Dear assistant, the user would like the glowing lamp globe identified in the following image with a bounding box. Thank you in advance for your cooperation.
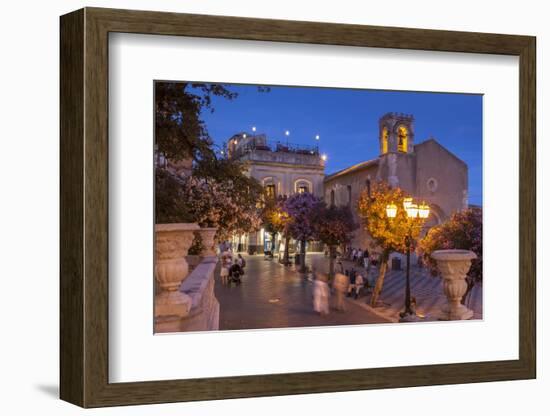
[386,203,397,218]
[419,203,430,219]
[403,197,413,210]
[406,203,419,218]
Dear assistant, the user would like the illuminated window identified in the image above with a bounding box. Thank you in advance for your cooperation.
[298,185,309,194]
[381,127,389,154]
[265,184,276,199]
[397,126,408,153]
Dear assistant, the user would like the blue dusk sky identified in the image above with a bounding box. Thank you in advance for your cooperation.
[196,83,483,205]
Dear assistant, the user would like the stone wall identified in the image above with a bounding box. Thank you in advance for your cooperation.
[155,256,220,333]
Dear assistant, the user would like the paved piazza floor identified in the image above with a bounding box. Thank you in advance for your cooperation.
[215,252,483,329]
[214,253,385,331]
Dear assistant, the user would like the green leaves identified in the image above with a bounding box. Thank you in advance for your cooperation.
[155,82,237,162]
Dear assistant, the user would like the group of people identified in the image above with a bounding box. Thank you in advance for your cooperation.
[219,251,246,285]
[345,247,374,271]
[312,268,370,315]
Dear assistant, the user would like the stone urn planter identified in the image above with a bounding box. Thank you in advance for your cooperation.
[430,249,477,320]
[198,227,218,257]
[154,223,200,331]
[155,223,200,290]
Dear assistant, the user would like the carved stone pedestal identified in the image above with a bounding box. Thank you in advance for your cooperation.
[430,249,477,321]
[198,227,217,256]
[154,223,199,330]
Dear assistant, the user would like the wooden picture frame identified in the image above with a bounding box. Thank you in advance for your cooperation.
[60,7,536,408]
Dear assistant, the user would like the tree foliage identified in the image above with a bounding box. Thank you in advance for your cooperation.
[282,192,322,272]
[155,171,261,241]
[155,168,193,224]
[419,208,482,281]
[154,81,268,242]
[261,195,290,236]
[312,204,357,248]
[357,181,422,254]
[193,156,264,229]
[283,192,322,243]
[155,82,237,162]
[356,181,426,306]
[312,203,358,278]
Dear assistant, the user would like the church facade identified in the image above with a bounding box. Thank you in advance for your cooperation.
[324,112,469,249]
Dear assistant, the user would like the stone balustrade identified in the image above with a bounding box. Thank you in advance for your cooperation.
[155,255,220,333]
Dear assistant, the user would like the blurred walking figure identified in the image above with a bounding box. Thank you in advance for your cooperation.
[353,273,364,299]
[220,251,232,285]
[333,272,349,311]
[313,270,330,315]
[347,269,357,297]
[237,253,246,272]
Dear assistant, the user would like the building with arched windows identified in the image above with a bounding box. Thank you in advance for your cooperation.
[324,112,469,250]
[227,131,325,253]
[225,112,468,255]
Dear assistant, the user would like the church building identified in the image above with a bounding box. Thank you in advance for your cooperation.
[324,112,469,249]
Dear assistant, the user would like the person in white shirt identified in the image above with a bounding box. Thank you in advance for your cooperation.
[354,273,364,299]
[313,271,330,315]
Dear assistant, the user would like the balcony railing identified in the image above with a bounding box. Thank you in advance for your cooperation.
[233,139,319,158]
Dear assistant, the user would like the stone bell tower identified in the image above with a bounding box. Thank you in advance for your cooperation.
[379,112,415,155]
[376,112,416,190]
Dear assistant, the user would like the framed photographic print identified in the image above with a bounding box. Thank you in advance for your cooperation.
[60,7,536,408]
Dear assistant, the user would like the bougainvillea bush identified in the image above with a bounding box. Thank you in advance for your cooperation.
[419,208,482,282]
[155,170,261,241]
[312,203,357,277]
[283,192,322,272]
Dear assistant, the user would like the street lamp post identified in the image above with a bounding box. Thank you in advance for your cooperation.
[386,198,430,317]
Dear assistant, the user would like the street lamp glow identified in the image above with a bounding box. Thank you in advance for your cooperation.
[321,153,328,161]
[386,203,397,218]
[386,203,398,218]
[406,203,419,218]
[252,126,256,132]
[285,130,290,136]
[418,202,430,219]
[403,197,413,210]
[233,139,238,145]
[315,134,320,140]
[243,133,247,138]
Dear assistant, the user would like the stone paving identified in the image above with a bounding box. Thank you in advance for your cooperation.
[305,253,483,322]
[214,254,386,330]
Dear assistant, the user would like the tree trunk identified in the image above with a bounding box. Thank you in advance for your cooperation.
[328,245,336,279]
[299,238,307,273]
[371,251,389,307]
[271,232,277,253]
[283,235,290,265]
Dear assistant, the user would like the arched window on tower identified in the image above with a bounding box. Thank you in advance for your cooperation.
[381,126,389,154]
[397,126,408,153]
